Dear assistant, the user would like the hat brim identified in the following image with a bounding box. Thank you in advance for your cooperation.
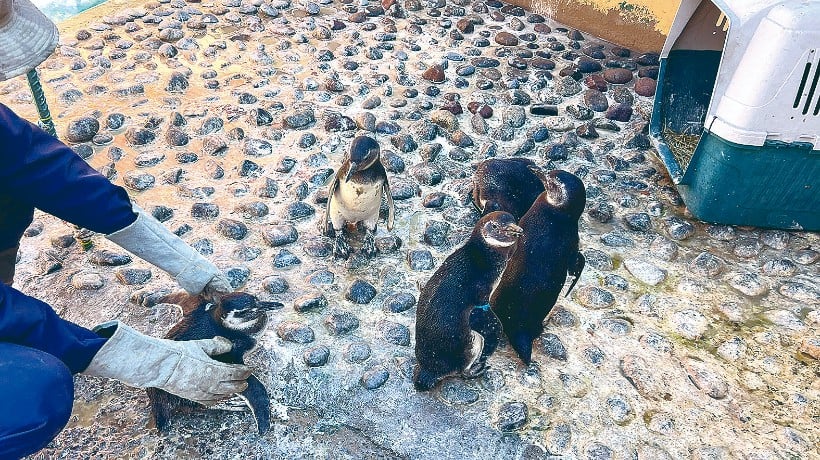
[0,0,59,81]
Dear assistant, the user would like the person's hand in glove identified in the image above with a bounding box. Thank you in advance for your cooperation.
[106,205,234,297]
[83,322,251,405]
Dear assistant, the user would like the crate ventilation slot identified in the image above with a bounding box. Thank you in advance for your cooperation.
[794,52,820,116]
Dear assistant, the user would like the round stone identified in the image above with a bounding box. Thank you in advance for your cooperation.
[361,366,389,389]
[304,345,330,367]
[345,342,372,363]
[217,219,248,240]
[669,309,709,340]
[262,224,298,246]
[324,310,360,335]
[575,286,615,309]
[378,320,410,346]
[497,402,528,431]
[384,292,416,313]
[66,116,100,143]
[346,279,377,304]
[602,68,633,84]
[276,321,315,343]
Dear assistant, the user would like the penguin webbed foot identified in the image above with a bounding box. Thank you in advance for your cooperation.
[333,232,351,259]
[412,366,440,392]
[361,229,378,258]
[462,359,489,379]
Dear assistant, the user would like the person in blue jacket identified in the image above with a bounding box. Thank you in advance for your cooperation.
[0,1,252,457]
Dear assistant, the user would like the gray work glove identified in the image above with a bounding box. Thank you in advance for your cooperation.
[106,205,233,295]
[83,322,251,405]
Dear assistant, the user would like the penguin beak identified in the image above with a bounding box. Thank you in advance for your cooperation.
[345,162,359,181]
[503,223,524,237]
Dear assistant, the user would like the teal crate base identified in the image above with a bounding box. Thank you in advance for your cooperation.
[677,132,820,231]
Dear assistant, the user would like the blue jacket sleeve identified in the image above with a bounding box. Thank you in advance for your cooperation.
[0,282,107,373]
[0,103,136,234]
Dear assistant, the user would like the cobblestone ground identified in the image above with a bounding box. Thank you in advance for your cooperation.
[3,0,818,458]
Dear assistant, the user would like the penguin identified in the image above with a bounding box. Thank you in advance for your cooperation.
[324,135,395,259]
[146,292,282,434]
[414,211,523,391]
[490,169,586,365]
[472,158,547,221]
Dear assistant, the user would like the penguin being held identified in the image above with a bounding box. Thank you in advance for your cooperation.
[472,158,547,221]
[490,170,586,365]
[146,292,282,434]
[324,135,395,259]
[414,211,523,391]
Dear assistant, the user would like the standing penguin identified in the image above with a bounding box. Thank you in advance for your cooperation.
[324,135,395,259]
[146,292,281,434]
[414,211,523,391]
[472,158,547,221]
[490,170,586,365]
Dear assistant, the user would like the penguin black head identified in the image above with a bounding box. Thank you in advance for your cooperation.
[476,211,523,249]
[208,292,282,334]
[542,170,586,218]
[346,135,381,180]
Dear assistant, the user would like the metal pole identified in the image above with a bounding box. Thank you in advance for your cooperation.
[25,68,57,137]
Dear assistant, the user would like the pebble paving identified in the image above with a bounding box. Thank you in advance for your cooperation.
[3,0,818,458]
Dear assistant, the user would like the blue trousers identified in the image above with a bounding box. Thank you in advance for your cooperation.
[0,283,107,458]
[0,344,74,459]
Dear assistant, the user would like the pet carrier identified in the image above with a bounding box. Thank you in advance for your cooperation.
[649,0,820,230]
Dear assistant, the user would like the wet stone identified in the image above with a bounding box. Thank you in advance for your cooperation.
[262,224,298,246]
[273,249,301,268]
[603,68,633,84]
[284,201,315,220]
[440,380,480,405]
[729,272,769,297]
[665,217,695,240]
[407,249,434,270]
[384,292,416,313]
[585,443,613,460]
[378,320,411,346]
[123,171,155,191]
[88,249,131,266]
[538,333,568,361]
[345,342,371,363]
[624,259,666,286]
[423,221,451,246]
[689,252,724,277]
[66,116,100,143]
[124,127,156,146]
[634,77,656,97]
[276,321,315,343]
[650,236,678,261]
[361,366,389,389]
[115,268,152,285]
[576,286,615,309]
[606,394,633,424]
[733,237,762,258]
[225,266,251,289]
[324,310,360,335]
[555,76,582,97]
[795,248,819,265]
[304,345,330,367]
[71,273,105,290]
[685,360,729,399]
[669,309,709,340]
[263,275,289,294]
[605,103,633,122]
[778,282,819,302]
[346,279,377,304]
[217,219,247,240]
[497,402,528,432]
[294,292,328,313]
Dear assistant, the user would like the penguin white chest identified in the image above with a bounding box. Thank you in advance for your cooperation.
[334,180,382,222]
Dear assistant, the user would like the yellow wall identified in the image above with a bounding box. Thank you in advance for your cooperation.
[514,0,684,52]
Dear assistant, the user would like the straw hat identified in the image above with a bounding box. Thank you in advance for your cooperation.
[0,0,59,81]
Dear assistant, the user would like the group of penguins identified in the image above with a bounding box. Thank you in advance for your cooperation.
[147,135,586,434]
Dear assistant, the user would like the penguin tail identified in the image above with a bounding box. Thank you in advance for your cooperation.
[147,388,176,433]
[412,365,439,392]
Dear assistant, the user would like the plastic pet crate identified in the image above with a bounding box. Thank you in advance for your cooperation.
[649,0,820,231]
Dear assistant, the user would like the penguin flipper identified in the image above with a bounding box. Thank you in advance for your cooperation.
[324,174,340,236]
[469,306,502,365]
[564,252,585,297]
[383,178,395,231]
[237,374,272,435]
